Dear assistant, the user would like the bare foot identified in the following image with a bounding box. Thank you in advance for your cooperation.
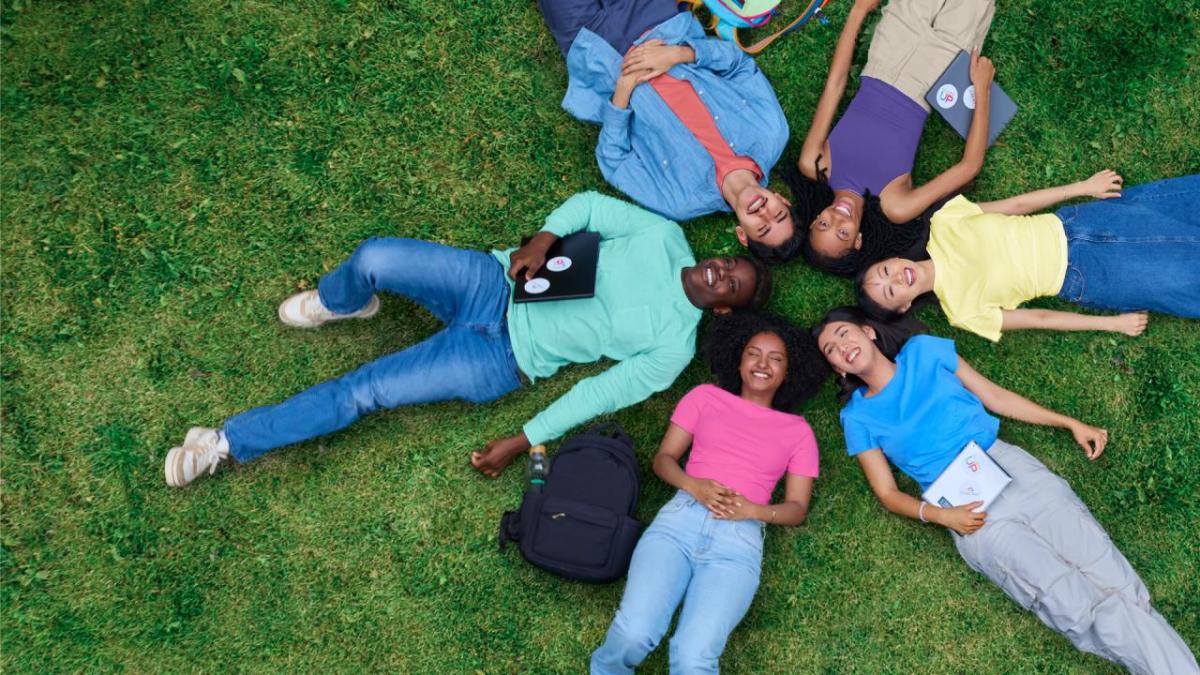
[1110,311,1149,336]
[470,433,530,478]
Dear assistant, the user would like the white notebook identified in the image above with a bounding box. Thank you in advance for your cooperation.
[922,441,1012,512]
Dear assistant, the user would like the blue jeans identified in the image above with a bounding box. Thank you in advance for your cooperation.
[223,238,522,463]
[539,0,683,57]
[1056,174,1200,317]
[591,491,764,675]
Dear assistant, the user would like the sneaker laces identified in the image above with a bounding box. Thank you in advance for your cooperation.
[189,433,228,476]
[300,292,336,322]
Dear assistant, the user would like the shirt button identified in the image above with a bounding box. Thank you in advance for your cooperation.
[662,160,669,166]
[713,115,719,121]
[697,90,704,95]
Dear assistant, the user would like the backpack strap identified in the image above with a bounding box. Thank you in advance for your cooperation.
[497,510,521,553]
[736,0,833,54]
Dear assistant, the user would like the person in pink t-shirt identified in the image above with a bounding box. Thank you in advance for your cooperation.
[591,312,828,674]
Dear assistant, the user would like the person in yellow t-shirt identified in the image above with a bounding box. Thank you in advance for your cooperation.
[853,171,1200,341]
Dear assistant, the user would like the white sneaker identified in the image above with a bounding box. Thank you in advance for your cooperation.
[164,427,230,487]
[277,290,380,328]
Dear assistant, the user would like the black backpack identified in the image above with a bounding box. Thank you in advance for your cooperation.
[498,422,642,583]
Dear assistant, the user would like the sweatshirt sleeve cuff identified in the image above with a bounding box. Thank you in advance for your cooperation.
[522,419,556,447]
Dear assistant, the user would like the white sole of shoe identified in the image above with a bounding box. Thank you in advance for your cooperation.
[164,445,184,487]
[278,294,380,328]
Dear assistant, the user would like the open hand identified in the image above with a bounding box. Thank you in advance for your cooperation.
[969,48,995,90]
[939,500,986,535]
[1078,169,1123,200]
[508,231,558,281]
[685,478,737,515]
[1069,421,1109,460]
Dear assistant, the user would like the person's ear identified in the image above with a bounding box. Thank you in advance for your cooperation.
[853,231,863,250]
[734,226,749,247]
[779,192,792,207]
[900,300,912,313]
[713,305,732,316]
[863,324,877,341]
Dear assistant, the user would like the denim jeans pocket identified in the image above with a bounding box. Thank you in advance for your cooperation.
[731,520,764,554]
[1057,264,1085,303]
[658,491,692,516]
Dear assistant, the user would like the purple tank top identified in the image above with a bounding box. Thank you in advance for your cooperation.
[827,77,928,196]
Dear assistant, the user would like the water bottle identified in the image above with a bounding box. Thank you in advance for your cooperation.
[526,444,548,493]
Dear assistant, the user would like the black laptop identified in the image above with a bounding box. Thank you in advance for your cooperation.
[512,232,601,303]
[925,50,1018,147]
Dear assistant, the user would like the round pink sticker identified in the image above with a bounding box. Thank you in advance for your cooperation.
[936,84,958,109]
[963,85,976,110]
[546,256,572,272]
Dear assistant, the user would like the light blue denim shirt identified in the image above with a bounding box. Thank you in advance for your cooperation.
[562,12,789,223]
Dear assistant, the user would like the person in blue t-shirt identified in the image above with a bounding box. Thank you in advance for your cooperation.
[811,306,1198,675]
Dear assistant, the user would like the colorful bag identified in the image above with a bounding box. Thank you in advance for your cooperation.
[689,0,834,53]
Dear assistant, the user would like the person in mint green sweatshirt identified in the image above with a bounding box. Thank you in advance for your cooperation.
[164,192,772,487]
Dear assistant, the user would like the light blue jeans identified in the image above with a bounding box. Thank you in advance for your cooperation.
[1056,174,1200,317]
[591,491,764,674]
[223,238,523,462]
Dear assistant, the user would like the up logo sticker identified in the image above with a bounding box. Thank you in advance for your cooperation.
[936,83,959,109]
[965,454,980,473]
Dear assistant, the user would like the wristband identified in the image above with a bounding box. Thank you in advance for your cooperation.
[918,502,928,523]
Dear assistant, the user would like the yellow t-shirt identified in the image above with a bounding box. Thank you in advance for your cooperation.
[928,196,1068,342]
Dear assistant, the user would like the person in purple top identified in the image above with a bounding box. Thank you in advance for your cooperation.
[748,0,997,274]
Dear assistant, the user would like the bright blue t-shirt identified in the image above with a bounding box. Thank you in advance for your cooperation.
[840,335,1000,489]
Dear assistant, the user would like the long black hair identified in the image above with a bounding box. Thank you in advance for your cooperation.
[810,306,926,401]
[769,157,932,276]
[704,311,829,412]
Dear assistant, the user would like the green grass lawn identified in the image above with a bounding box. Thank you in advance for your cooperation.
[3,0,1198,671]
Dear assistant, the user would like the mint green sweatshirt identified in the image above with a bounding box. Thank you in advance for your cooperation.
[491,192,701,445]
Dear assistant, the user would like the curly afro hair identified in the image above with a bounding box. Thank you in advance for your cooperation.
[704,311,829,412]
[772,157,933,277]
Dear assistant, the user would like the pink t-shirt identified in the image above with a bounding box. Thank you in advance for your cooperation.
[650,74,763,191]
[671,384,819,505]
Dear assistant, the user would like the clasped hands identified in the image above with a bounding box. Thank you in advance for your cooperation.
[685,477,759,521]
[615,40,695,96]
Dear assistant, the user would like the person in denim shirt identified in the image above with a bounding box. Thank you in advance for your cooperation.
[540,1,794,246]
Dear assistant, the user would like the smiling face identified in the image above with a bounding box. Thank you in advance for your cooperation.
[682,256,759,312]
[808,197,863,259]
[739,331,787,400]
[734,187,794,248]
[861,257,924,313]
[816,320,879,378]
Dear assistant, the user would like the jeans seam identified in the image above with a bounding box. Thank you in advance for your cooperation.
[1069,235,1200,244]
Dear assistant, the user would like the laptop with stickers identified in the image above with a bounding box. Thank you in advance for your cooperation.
[925,50,1018,147]
[922,441,1012,512]
[512,232,600,303]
